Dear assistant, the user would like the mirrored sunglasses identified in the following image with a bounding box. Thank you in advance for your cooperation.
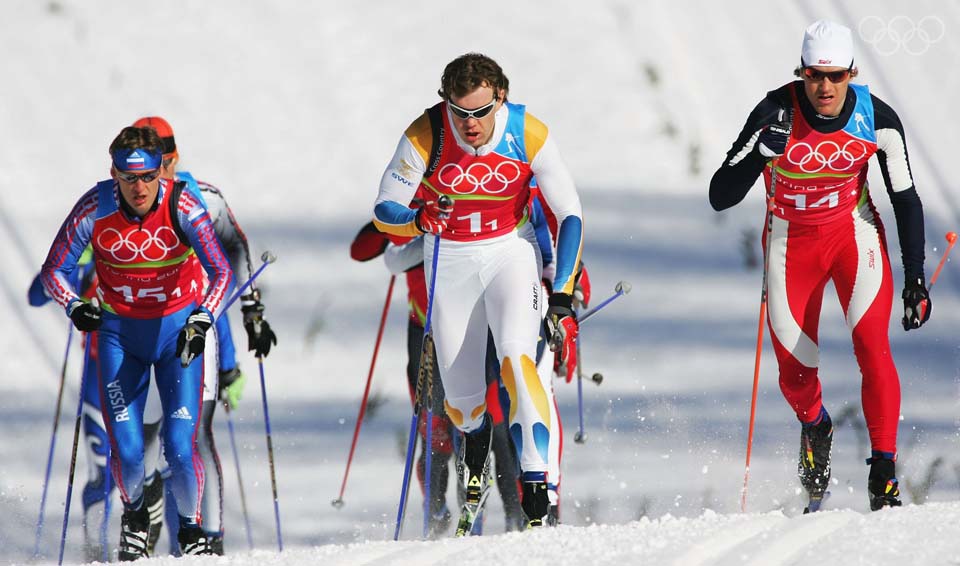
[117,169,161,183]
[448,98,497,120]
[802,67,851,83]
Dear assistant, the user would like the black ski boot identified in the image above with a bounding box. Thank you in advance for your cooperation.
[521,479,550,528]
[143,473,164,555]
[178,525,215,555]
[798,408,832,513]
[208,532,225,555]
[867,455,903,511]
[118,505,151,561]
[454,416,493,537]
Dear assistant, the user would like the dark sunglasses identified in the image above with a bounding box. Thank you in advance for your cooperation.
[801,67,851,83]
[117,169,161,183]
[448,98,497,120]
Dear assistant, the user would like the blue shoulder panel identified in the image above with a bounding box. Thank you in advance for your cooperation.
[844,84,876,143]
[496,102,528,162]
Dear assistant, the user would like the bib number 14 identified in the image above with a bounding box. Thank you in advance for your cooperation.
[784,191,839,211]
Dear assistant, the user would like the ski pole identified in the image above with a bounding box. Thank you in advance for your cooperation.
[33,322,74,559]
[332,275,396,509]
[573,337,586,444]
[578,281,632,326]
[58,314,95,566]
[395,196,450,540]
[257,355,283,551]
[223,401,255,550]
[220,251,277,315]
[920,231,957,320]
[741,152,783,513]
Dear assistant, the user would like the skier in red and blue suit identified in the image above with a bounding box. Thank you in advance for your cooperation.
[40,125,232,558]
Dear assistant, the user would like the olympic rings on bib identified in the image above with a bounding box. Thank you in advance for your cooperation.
[97,226,181,263]
[438,161,521,194]
[786,140,869,174]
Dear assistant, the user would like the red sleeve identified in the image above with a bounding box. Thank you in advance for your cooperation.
[350,221,390,262]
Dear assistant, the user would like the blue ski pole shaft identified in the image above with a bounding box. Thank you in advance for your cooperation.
[257,356,283,551]
[220,251,277,315]
[395,211,447,540]
[34,322,74,558]
[578,281,632,327]
[574,338,586,443]
[58,328,93,565]
[100,444,111,563]
[224,402,255,550]
[394,414,420,540]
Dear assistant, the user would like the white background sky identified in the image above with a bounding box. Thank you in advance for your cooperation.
[2,1,960,564]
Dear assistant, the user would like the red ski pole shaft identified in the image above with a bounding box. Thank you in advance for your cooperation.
[919,231,956,321]
[333,275,395,507]
[742,156,780,513]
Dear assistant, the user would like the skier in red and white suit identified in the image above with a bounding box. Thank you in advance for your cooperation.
[372,53,583,529]
[710,20,928,511]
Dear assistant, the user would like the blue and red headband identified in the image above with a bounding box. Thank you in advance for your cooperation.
[111,148,163,172]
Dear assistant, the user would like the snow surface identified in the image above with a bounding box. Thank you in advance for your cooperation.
[3,1,960,564]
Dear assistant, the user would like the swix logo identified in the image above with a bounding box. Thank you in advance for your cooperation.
[868,248,876,269]
[107,380,130,422]
[97,226,181,263]
[438,161,521,194]
[818,58,832,64]
[786,140,869,173]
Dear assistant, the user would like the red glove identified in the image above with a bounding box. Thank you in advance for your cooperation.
[573,262,591,309]
[415,197,454,235]
[546,293,578,383]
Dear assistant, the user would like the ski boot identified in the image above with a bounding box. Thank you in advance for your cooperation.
[118,505,151,561]
[143,473,164,555]
[454,417,493,537]
[178,524,215,555]
[798,407,832,513]
[521,475,550,528]
[207,531,225,555]
[867,454,902,511]
[545,486,560,526]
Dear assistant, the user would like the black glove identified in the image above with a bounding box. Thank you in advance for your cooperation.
[902,276,931,331]
[177,309,212,367]
[68,299,102,332]
[757,109,793,158]
[241,291,277,357]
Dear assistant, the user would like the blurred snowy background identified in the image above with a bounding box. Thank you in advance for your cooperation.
[2,1,960,564]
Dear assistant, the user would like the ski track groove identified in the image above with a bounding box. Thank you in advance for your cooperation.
[670,513,787,566]
[348,536,484,566]
[726,509,859,566]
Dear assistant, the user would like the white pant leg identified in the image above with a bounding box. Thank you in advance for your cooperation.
[482,225,548,474]
[425,237,489,433]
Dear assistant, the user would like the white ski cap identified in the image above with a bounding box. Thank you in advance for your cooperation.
[801,20,854,68]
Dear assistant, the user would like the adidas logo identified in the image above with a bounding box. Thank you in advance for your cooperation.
[171,406,192,420]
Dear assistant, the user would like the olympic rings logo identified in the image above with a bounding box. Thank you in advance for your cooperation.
[438,161,521,194]
[786,140,869,173]
[96,227,181,263]
[858,15,945,56]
